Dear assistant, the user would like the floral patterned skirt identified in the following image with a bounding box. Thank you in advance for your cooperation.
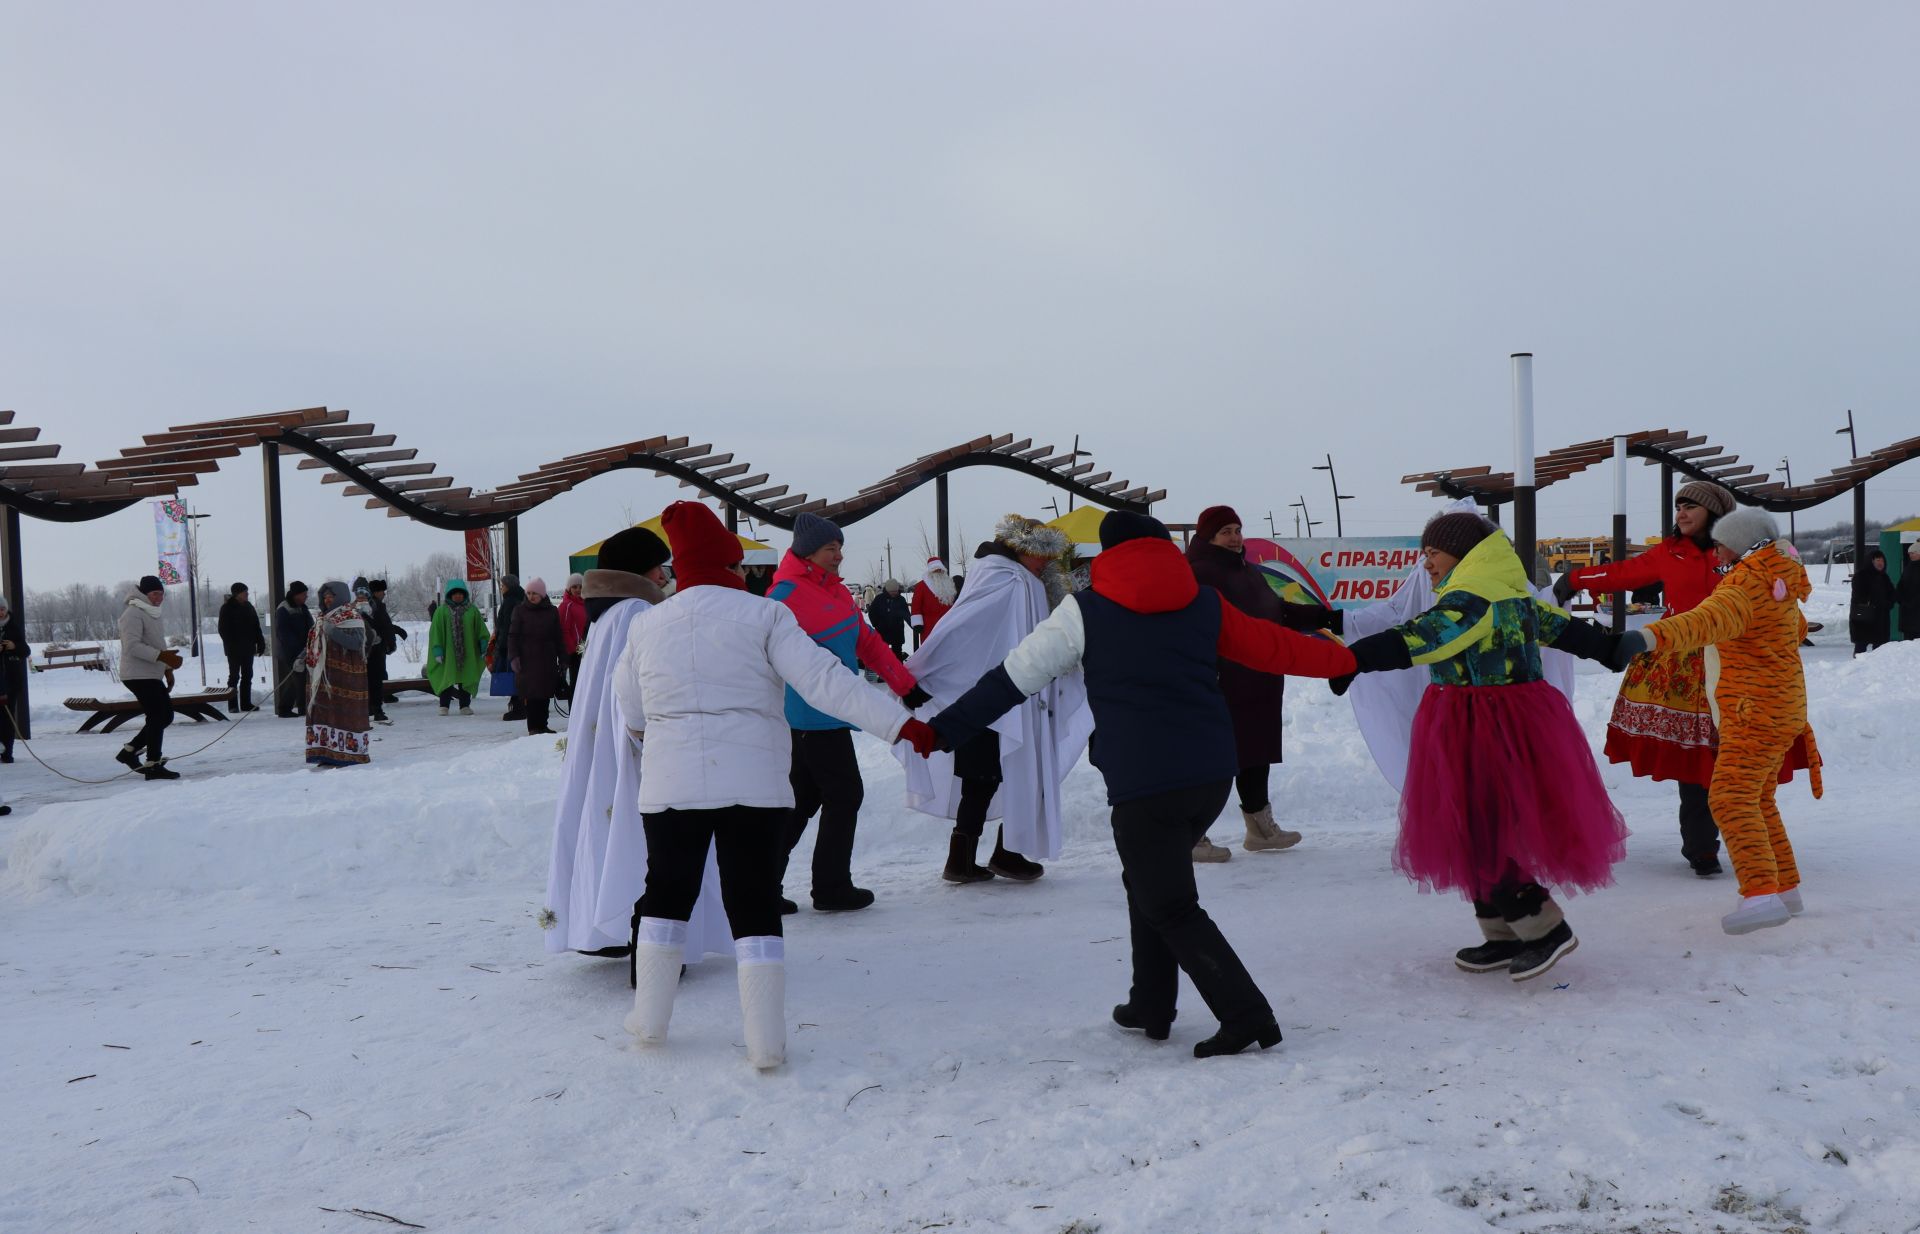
[307,643,371,767]
[1603,646,1811,787]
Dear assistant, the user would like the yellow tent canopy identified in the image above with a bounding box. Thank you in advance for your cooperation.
[1888,515,1920,533]
[570,515,777,574]
[1044,505,1109,557]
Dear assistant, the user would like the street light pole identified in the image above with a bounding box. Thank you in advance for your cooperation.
[1311,454,1353,537]
[186,508,214,688]
[1836,410,1864,567]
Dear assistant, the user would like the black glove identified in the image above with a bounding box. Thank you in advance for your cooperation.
[1607,630,1650,672]
[903,684,933,710]
[1547,617,1613,665]
[1346,630,1414,675]
[1329,673,1357,697]
[1551,574,1578,606]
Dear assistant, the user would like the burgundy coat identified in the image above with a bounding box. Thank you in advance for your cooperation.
[1185,540,1341,766]
[508,597,567,699]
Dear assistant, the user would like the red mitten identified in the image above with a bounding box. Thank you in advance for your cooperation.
[899,718,940,758]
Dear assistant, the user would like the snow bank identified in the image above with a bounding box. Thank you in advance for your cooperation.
[2,739,562,900]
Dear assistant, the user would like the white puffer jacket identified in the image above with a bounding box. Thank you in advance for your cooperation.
[117,595,170,683]
[616,584,909,813]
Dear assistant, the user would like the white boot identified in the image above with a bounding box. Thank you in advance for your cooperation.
[1780,887,1804,916]
[736,936,786,1071]
[1721,893,1791,936]
[1241,806,1303,852]
[624,918,686,1043]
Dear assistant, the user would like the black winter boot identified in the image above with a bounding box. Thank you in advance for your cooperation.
[987,827,1044,882]
[812,885,875,912]
[1193,1016,1282,1059]
[1112,1002,1174,1041]
[1508,921,1578,983]
[116,745,144,771]
[142,760,181,781]
[942,829,995,884]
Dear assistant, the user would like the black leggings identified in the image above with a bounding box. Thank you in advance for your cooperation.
[1235,764,1270,813]
[954,729,1003,838]
[124,679,173,762]
[1111,779,1271,1030]
[438,686,471,709]
[639,806,789,940]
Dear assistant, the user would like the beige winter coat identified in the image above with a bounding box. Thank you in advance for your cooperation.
[117,596,170,682]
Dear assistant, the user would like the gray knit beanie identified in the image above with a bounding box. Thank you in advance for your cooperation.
[791,512,844,559]
[1711,507,1778,556]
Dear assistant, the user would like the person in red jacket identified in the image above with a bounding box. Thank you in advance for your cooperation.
[1554,480,1808,875]
[557,574,589,701]
[910,558,956,648]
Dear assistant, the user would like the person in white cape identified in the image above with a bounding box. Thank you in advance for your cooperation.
[541,526,732,979]
[897,515,1093,883]
[1342,499,1578,793]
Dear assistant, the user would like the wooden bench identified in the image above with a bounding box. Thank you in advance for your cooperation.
[64,689,235,734]
[380,676,435,702]
[42,645,109,672]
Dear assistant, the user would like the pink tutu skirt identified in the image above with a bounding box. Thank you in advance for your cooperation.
[1397,680,1629,901]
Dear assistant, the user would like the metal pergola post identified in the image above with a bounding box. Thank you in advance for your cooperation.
[935,474,950,566]
[0,505,29,739]
[1659,463,1674,535]
[504,517,521,580]
[1510,353,1537,584]
[1612,437,1629,633]
[262,442,287,712]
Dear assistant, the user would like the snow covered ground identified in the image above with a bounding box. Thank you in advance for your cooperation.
[4,591,1918,1234]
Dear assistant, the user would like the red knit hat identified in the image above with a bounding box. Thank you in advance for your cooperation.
[660,501,745,591]
[1195,505,1242,546]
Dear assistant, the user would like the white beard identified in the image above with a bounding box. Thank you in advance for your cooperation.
[924,571,956,606]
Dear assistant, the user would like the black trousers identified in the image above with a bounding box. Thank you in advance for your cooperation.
[563,653,582,700]
[225,655,255,710]
[438,686,471,709]
[1677,780,1720,866]
[525,697,550,734]
[366,652,388,717]
[1472,875,1551,924]
[783,728,865,894]
[639,806,788,940]
[124,678,174,762]
[1111,779,1271,1030]
[1235,764,1270,813]
[277,666,306,716]
[953,730,1002,838]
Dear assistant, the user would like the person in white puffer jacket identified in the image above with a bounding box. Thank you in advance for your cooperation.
[613,501,940,1070]
[116,574,185,780]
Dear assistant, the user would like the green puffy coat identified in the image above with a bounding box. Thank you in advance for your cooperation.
[427,580,490,694]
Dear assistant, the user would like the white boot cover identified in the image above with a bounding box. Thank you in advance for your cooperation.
[736,936,787,1071]
[624,917,686,1043]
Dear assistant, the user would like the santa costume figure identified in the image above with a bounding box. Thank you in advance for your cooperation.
[911,558,957,648]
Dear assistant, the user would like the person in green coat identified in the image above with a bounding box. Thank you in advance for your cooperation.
[427,580,489,714]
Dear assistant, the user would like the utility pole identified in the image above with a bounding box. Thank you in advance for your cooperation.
[1265,510,1277,537]
[1291,495,1321,537]
[885,539,893,581]
[1311,453,1354,537]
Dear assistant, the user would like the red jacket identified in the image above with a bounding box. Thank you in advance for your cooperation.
[769,551,918,729]
[911,581,953,637]
[1566,536,1720,617]
[557,592,589,655]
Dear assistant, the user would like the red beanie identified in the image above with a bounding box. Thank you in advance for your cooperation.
[1194,505,1242,546]
[660,501,745,591]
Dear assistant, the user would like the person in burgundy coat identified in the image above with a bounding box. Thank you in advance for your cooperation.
[1185,505,1342,861]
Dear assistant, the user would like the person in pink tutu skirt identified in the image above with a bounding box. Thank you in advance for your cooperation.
[1335,512,1628,982]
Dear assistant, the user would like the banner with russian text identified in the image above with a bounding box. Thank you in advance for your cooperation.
[153,498,190,586]
[1246,536,1422,610]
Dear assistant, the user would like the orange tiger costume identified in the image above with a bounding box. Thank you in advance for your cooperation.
[1643,540,1823,900]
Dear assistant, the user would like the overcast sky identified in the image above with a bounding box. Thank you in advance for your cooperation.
[4,2,1916,602]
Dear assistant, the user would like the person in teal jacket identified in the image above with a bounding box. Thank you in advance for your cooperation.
[427,579,489,714]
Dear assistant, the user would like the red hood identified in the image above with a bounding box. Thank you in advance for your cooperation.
[1090,538,1200,613]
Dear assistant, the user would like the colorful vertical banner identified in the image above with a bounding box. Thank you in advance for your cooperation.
[1248,536,1423,609]
[153,498,190,585]
[464,528,495,583]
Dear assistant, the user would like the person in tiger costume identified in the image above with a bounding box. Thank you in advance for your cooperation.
[1613,507,1824,936]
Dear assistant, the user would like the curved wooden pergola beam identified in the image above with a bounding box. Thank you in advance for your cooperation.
[1402,427,1920,514]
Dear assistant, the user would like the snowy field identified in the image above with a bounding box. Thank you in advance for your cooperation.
[4,588,1918,1234]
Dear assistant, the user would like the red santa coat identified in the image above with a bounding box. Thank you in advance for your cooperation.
[911,579,953,637]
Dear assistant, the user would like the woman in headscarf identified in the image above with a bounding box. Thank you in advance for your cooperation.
[303,580,372,767]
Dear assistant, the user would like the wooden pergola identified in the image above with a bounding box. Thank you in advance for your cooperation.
[1,407,1168,732]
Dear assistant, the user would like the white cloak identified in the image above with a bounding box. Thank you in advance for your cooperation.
[543,597,731,960]
[894,552,1092,860]
[1345,516,1578,794]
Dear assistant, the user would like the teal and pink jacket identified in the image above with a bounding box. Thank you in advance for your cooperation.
[768,551,918,730]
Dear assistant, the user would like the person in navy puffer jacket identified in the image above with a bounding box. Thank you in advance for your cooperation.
[921,512,1356,1060]
[769,513,931,912]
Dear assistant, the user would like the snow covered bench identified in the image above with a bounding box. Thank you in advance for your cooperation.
[63,689,235,734]
[41,645,109,672]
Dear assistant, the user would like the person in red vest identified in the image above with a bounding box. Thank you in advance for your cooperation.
[911,557,956,648]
